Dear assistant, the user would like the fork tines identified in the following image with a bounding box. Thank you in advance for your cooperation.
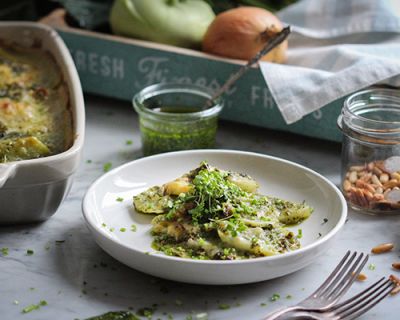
[329,277,396,320]
[310,251,369,303]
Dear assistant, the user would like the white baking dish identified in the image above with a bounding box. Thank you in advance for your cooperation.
[0,22,85,224]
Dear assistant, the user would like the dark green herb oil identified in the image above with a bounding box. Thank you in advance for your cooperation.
[141,105,217,155]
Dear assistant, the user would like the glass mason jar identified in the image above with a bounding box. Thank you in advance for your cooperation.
[133,83,223,156]
[337,88,400,214]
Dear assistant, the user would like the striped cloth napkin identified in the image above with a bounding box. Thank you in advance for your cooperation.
[259,0,400,124]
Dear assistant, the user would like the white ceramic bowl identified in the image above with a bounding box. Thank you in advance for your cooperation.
[0,22,85,224]
[82,150,347,285]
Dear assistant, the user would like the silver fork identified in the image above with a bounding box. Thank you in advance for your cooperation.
[263,251,369,320]
[277,277,396,319]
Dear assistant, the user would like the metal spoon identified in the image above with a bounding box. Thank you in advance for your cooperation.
[202,25,291,109]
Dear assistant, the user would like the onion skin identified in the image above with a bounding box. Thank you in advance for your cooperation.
[202,7,287,62]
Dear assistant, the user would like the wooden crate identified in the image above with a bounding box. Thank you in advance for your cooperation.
[41,9,345,142]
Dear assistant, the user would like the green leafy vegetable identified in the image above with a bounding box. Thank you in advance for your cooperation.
[368,263,376,271]
[103,162,112,172]
[218,303,230,310]
[21,300,47,314]
[1,247,9,256]
[270,293,280,301]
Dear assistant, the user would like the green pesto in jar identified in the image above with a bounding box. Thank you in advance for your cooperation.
[139,105,218,156]
[133,83,223,156]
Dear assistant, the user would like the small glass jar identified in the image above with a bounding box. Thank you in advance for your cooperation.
[338,88,400,214]
[133,83,223,156]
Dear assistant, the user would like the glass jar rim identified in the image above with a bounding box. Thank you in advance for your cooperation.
[339,88,400,140]
[132,83,224,122]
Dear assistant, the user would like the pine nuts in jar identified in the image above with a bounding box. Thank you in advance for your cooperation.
[338,88,400,214]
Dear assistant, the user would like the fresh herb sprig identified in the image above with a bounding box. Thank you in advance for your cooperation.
[166,164,247,225]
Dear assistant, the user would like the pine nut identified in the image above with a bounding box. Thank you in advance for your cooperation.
[349,171,358,183]
[361,172,372,182]
[355,180,375,193]
[383,179,399,189]
[351,271,367,281]
[375,186,383,194]
[350,165,365,172]
[392,262,400,270]
[373,193,384,201]
[391,172,400,180]
[380,173,389,183]
[390,274,400,284]
[367,162,375,171]
[363,190,374,201]
[357,273,367,281]
[358,170,367,178]
[371,175,382,186]
[373,167,383,175]
[343,180,351,192]
[349,190,359,206]
[355,188,368,207]
[371,243,394,254]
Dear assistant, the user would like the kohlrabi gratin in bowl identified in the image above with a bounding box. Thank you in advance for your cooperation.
[0,42,73,163]
[133,162,313,260]
[0,22,84,224]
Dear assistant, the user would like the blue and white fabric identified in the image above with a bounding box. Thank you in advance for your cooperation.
[259,0,400,124]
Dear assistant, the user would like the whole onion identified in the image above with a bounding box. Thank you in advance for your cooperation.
[202,7,287,62]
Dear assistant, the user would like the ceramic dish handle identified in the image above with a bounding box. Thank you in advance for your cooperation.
[0,164,17,188]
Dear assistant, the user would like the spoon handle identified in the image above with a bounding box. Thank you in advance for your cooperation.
[203,25,291,109]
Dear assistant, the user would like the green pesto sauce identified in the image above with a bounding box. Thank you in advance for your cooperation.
[137,163,313,260]
[140,105,217,156]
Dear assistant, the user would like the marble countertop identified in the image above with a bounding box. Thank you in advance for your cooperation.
[1,95,399,320]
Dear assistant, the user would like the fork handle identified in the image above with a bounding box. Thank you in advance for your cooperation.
[262,306,302,320]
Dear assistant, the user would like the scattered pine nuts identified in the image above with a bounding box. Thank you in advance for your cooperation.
[371,243,394,254]
[389,274,400,295]
[392,262,400,270]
